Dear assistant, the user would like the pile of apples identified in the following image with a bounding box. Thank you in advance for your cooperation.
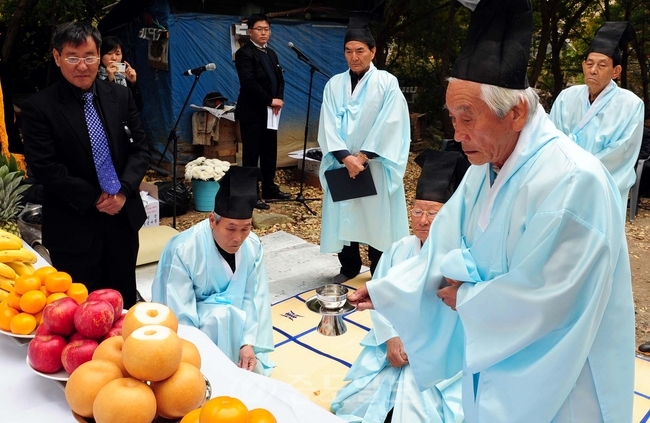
[64,302,208,423]
[28,288,124,375]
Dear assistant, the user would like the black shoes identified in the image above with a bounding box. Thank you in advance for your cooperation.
[331,273,353,284]
[264,191,292,200]
[639,342,650,353]
[255,200,270,210]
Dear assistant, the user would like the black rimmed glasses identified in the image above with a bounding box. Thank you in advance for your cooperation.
[251,27,271,33]
[63,56,100,65]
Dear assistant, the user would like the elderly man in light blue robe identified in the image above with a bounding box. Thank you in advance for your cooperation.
[332,150,468,423]
[317,12,410,283]
[152,167,274,375]
[350,1,635,421]
[550,21,644,214]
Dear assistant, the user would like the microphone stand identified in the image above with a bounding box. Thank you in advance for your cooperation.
[266,54,330,215]
[157,72,204,228]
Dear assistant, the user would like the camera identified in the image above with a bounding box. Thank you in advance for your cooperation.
[115,62,126,73]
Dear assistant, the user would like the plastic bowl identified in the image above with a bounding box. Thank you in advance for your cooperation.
[316,284,348,309]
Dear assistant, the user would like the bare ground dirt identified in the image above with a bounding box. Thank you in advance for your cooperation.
[158,154,650,354]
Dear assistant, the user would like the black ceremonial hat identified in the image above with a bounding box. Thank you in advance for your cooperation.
[451,0,533,89]
[344,11,376,48]
[214,166,259,219]
[588,21,636,65]
[414,149,470,203]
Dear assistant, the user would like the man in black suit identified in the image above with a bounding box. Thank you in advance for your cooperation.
[235,14,291,210]
[21,22,150,308]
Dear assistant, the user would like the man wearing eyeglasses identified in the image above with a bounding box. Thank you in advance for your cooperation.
[235,14,290,210]
[332,149,469,422]
[21,22,150,308]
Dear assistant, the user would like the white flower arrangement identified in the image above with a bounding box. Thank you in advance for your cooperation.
[184,157,231,182]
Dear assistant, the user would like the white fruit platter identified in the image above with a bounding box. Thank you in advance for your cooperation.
[26,355,69,382]
[0,327,35,346]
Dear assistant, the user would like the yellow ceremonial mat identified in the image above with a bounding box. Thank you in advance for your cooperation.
[269,272,650,420]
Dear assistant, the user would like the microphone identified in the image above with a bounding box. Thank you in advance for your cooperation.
[288,42,311,63]
[182,63,216,76]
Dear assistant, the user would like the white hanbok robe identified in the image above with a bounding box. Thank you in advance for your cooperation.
[151,219,274,375]
[368,105,634,422]
[318,63,410,253]
[549,80,644,213]
[332,235,463,423]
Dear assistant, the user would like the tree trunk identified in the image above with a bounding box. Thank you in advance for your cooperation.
[440,3,456,138]
[2,0,35,62]
[530,1,552,87]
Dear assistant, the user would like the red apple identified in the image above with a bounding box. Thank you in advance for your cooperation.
[87,289,123,323]
[28,334,67,373]
[43,297,79,336]
[35,323,54,337]
[61,339,99,374]
[112,314,125,329]
[101,326,122,341]
[69,332,89,342]
[74,300,114,339]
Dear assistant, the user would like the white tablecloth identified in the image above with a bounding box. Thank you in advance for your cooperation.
[0,325,344,423]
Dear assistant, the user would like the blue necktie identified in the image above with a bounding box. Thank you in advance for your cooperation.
[82,92,121,195]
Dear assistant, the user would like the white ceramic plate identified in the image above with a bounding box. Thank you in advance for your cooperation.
[0,327,35,339]
[26,356,69,382]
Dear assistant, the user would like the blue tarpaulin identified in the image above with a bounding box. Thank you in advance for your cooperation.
[128,12,348,168]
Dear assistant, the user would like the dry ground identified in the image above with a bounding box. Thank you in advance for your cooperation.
[157,153,650,353]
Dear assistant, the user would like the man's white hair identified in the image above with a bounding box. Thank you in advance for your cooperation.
[448,77,539,122]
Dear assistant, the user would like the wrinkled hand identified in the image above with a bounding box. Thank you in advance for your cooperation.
[238,345,257,371]
[96,192,126,215]
[386,337,409,368]
[437,278,463,311]
[343,155,365,179]
[347,284,374,311]
[123,61,137,84]
[270,98,284,115]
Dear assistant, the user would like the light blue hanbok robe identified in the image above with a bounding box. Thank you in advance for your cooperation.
[549,80,644,213]
[151,219,274,375]
[368,105,634,422]
[318,63,410,253]
[332,235,463,423]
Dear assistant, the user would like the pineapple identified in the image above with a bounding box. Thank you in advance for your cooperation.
[0,154,30,236]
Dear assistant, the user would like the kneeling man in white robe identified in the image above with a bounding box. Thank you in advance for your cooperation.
[152,166,274,375]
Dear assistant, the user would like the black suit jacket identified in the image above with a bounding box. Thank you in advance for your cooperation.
[21,79,150,252]
[234,41,285,124]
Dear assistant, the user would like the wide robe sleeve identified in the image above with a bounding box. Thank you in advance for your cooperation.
[151,232,201,328]
[239,237,273,353]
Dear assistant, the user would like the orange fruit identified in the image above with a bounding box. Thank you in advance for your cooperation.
[46,292,68,304]
[246,408,277,423]
[180,408,202,423]
[33,266,57,283]
[6,289,21,311]
[66,283,88,304]
[199,396,248,423]
[44,271,73,293]
[0,305,19,331]
[10,312,37,334]
[34,310,44,325]
[39,285,51,297]
[14,274,41,295]
[19,290,47,314]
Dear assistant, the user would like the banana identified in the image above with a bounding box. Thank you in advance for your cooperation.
[0,289,8,302]
[0,262,16,279]
[0,248,36,264]
[6,261,34,276]
[0,236,21,250]
[0,230,22,246]
[0,275,14,293]
[20,248,38,265]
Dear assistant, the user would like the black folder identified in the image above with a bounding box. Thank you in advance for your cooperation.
[324,167,377,202]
